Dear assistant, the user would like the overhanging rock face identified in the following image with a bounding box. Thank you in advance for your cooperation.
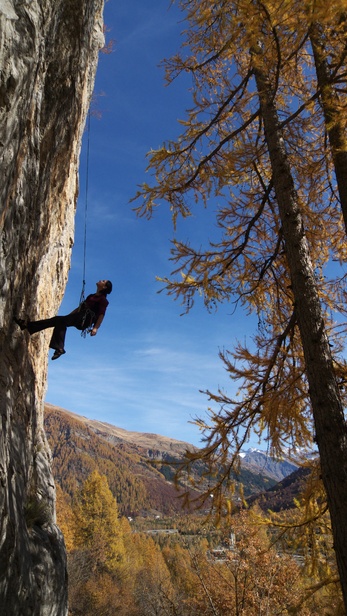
[0,1,104,614]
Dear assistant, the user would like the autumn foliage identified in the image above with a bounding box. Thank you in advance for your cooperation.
[57,471,344,615]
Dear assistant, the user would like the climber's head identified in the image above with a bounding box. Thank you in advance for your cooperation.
[97,280,113,296]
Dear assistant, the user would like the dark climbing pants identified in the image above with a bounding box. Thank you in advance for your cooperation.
[27,311,87,351]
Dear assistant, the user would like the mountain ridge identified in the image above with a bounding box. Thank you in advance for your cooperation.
[52,405,194,453]
[44,403,304,515]
[238,448,299,482]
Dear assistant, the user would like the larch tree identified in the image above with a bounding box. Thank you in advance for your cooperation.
[73,470,125,574]
[134,0,347,607]
[69,471,128,615]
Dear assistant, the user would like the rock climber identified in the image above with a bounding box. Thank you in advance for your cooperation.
[14,279,112,360]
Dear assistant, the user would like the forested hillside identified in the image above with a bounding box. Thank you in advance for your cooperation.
[44,404,281,516]
[247,466,311,512]
[43,404,344,614]
[45,404,194,515]
[53,463,342,615]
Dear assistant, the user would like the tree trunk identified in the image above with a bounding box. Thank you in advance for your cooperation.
[253,59,347,608]
[310,21,347,234]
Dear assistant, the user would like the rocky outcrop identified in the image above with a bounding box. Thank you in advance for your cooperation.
[0,1,104,614]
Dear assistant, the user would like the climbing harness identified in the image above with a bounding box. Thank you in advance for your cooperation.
[78,302,96,338]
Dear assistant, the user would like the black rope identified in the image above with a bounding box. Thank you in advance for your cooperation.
[79,110,91,306]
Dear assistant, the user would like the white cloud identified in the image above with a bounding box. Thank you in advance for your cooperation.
[45,329,234,447]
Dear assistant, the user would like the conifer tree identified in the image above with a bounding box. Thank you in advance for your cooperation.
[73,470,125,573]
[134,0,347,606]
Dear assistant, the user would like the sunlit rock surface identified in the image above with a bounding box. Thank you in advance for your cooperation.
[0,1,104,613]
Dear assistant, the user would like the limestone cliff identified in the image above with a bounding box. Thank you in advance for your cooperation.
[0,1,104,614]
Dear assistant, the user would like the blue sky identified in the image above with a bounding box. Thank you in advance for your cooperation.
[45,0,259,448]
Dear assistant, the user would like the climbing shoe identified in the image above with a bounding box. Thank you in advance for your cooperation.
[51,349,66,361]
[14,317,27,330]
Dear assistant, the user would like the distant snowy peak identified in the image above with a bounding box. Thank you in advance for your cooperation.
[240,447,265,456]
[238,448,304,483]
[240,446,317,462]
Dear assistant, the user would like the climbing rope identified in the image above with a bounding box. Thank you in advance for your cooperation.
[79,110,91,306]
